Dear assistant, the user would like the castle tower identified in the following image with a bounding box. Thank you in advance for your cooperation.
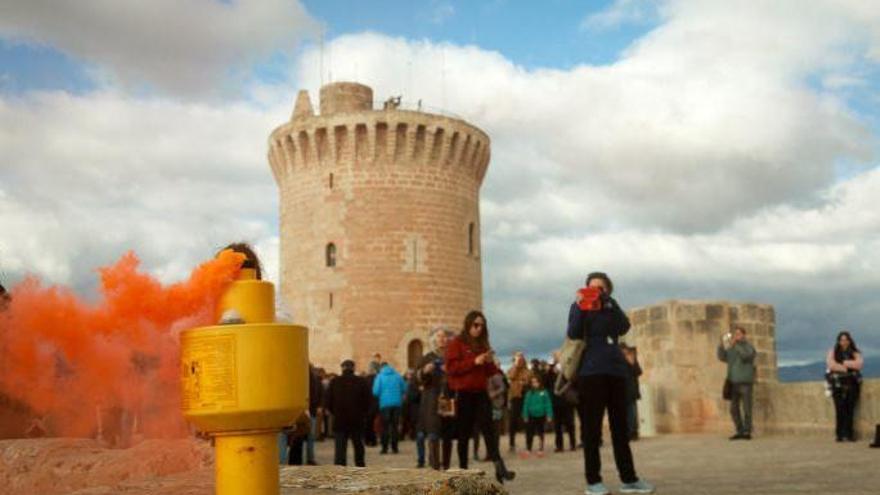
[267,82,491,371]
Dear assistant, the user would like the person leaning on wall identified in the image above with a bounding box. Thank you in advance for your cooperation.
[717,326,757,440]
[825,331,863,442]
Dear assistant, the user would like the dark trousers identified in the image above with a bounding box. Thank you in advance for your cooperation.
[287,435,305,465]
[455,391,501,469]
[554,402,576,450]
[626,401,639,438]
[729,383,753,435]
[508,397,524,448]
[526,416,546,451]
[380,407,401,452]
[833,386,859,440]
[577,375,638,485]
[333,427,365,467]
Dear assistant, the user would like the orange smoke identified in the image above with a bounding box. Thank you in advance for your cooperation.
[0,250,245,439]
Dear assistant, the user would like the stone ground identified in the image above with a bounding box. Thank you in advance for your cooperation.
[314,432,880,494]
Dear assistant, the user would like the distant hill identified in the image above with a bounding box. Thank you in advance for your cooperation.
[778,355,880,382]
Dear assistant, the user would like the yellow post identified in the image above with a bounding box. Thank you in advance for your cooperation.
[215,432,280,495]
[181,266,308,495]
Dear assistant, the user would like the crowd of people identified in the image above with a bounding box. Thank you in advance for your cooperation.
[280,273,654,493]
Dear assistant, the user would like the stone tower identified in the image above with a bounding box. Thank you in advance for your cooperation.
[267,82,491,371]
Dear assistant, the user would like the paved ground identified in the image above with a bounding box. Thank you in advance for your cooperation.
[308,433,880,494]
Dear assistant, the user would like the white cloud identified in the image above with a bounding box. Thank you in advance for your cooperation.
[0,0,318,98]
[581,0,661,31]
[0,90,287,289]
[2,0,880,365]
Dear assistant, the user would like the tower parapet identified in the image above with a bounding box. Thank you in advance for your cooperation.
[268,82,490,371]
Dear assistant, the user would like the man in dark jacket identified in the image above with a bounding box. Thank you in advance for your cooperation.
[326,359,371,466]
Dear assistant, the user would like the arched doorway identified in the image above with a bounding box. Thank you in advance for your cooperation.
[407,339,424,370]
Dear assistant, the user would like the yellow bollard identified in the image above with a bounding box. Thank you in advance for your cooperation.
[215,432,279,495]
[181,267,308,495]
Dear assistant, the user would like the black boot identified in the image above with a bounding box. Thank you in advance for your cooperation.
[493,459,516,484]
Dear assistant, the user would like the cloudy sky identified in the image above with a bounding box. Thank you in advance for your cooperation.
[2,0,879,366]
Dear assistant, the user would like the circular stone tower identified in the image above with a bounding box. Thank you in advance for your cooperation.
[267,82,491,371]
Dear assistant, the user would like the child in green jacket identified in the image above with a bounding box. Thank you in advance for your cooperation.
[521,375,553,456]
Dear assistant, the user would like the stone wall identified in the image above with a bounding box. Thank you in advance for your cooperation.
[269,82,490,371]
[759,378,880,438]
[626,300,777,434]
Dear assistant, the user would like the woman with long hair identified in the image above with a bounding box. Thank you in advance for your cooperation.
[826,331,864,441]
[568,272,653,495]
[445,310,515,484]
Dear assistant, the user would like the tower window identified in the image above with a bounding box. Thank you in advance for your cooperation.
[468,222,475,255]
[326,243,337,267]
[329,292,334,309]
[329,172,334,189]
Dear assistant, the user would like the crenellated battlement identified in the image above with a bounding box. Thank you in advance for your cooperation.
[268,86,490,186]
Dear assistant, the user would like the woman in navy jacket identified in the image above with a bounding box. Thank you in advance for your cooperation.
[567,272,653,495]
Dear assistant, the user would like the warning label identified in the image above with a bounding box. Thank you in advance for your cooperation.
[181,334,238,411]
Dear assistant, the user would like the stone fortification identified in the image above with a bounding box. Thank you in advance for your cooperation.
[268,82,490,371]
[627,299,878,438]
[626,300,778,434]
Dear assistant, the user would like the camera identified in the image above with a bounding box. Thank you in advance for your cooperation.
[578,287,603,311]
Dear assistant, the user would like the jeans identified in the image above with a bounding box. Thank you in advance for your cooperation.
[416,430,439,466]
[729,383,753,435]
[455,391,502,469]
[334,427,365,467]
[277,432,289,464]
[526,416,546,451]
[577,375,638,485]
[380,406,401,452]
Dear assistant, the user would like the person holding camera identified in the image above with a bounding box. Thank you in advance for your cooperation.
[445,310,516,484]
[717,326,756,440]
[826,331,864,442]
[568,272,653,495]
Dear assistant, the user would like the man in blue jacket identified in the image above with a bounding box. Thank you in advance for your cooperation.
[372,362,408,454]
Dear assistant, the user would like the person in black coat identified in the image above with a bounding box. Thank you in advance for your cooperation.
[326,359,371,466]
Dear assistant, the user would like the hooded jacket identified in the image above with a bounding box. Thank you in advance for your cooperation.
[372,364,407,409]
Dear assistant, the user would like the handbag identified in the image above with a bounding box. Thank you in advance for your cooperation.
[437,393,457,418]
[722,379,732,400]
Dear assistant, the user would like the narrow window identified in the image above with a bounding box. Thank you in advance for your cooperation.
[468,223,475,255]
[329,292,334,309]
[326,243,336,267]
[412,238,419,268]
[329,172,334,189]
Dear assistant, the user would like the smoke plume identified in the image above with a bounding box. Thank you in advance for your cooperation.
[0,250,244,439]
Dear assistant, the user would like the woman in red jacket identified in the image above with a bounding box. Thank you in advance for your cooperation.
[445,310,515,484]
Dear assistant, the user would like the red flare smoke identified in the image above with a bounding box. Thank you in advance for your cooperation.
[0,250,245,440]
